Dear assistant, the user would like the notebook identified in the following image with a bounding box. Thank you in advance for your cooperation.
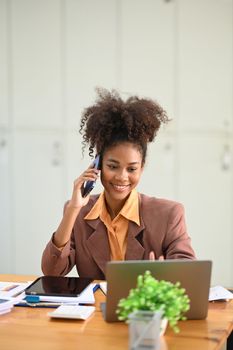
[101,260,212,322]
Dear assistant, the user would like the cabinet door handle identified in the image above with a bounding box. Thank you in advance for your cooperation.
[0,138,7,148]
[221,145,231,171]
[51,141,62,166]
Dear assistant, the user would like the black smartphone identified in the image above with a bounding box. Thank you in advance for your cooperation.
[24,276,93,297]
[82,154,101,197]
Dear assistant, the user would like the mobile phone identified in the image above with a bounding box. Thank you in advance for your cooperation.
[82,154,101,197]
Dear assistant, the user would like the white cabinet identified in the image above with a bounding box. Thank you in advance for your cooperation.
[11,0,62,128]
[178,135,232,286]
[0,0,8,128]
[0,130,12,273]
[177,0,233,286]
[178,0,233,132]
[0,0,232,284]
[12,131,65,274]
[65,0,118,128]
[0,1,11,272]
[120,0,176,124]
[138,134,177,200]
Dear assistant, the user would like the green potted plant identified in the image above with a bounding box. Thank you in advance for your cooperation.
[116,270,190,334]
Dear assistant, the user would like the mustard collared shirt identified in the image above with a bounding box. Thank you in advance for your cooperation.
[84,189,140,261]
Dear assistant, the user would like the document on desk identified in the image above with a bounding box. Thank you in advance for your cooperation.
[209,286,233,301]
[0,281,32,315]
[99,282,107,295]
[0,281,31,299]
[0,298,15,315]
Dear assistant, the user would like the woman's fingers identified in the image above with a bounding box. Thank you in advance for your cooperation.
[149,251,165,261]
[149,251,155,260]
[74,169,99,188]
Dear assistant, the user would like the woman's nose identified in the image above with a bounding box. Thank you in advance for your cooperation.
[115,169,128,181]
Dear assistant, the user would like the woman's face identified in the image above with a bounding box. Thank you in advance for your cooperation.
[101,142,144,203]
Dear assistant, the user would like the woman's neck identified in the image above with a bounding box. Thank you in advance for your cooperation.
[104,194,128,220]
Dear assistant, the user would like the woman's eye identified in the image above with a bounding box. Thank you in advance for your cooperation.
[108,164,117,169]
[128,168,137,173]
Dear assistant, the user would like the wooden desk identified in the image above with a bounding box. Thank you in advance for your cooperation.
[0,274,232,350]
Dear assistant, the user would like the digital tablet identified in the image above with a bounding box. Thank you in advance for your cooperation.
[25,276,93,297]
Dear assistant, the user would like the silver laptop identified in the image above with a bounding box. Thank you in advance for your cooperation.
[102,260,212,322]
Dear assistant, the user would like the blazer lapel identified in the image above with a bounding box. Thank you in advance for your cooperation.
[85,214,145,273]
[125,220,145,260]
[85,219,110,275]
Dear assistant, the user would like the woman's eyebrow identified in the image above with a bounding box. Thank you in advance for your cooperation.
[106,158,119,163]
[106,158,140,165]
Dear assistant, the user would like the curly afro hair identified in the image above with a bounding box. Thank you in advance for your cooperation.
[79,88,170,164]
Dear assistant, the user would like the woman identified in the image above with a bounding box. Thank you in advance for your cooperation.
[42,88,195,279]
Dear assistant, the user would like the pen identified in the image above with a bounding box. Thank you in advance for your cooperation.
[16,301,61,308]
[92,284,100,293]
[15,295,61,308]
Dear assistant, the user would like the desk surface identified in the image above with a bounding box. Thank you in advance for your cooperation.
[0,274,232,350]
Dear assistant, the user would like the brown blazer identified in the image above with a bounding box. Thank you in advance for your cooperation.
[41,193,196,279]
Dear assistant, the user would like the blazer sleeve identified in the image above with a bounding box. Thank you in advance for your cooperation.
[41,231,76,276]
[41,200,77,276]
[163,203,196,260]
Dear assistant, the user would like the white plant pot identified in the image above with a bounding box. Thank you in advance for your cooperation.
[160,318,168,336]
[128,310,162,349]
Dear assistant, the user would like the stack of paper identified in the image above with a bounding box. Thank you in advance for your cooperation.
[0,281,30,298]
[209,286,233,301]
[0,281,31,314]
[0,298,15,315]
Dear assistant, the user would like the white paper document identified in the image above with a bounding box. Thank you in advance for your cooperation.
[0,297,16,315]
[209,286,233,301]
[0,281,30,298]
[99,282,107,295]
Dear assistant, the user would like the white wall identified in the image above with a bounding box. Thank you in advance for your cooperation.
[0,0,232,287]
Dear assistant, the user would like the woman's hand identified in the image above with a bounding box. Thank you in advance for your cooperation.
[149,251,164,261]
[53,165,100,249]
[67,166,100,210]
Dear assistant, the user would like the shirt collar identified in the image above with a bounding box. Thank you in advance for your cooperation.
[84,189,140,226]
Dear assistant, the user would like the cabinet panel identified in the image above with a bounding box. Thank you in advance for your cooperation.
[11,0,62,128]
[0,0,8,127]
[138,134,177,200]
[121,0,175,125]
[13,131,65,274]
[65,0,118,128]
[178,135,233,286]
[178,0,233,131]
[0,130,12,273]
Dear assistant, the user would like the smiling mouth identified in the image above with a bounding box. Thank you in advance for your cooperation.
[111,184,130,192]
